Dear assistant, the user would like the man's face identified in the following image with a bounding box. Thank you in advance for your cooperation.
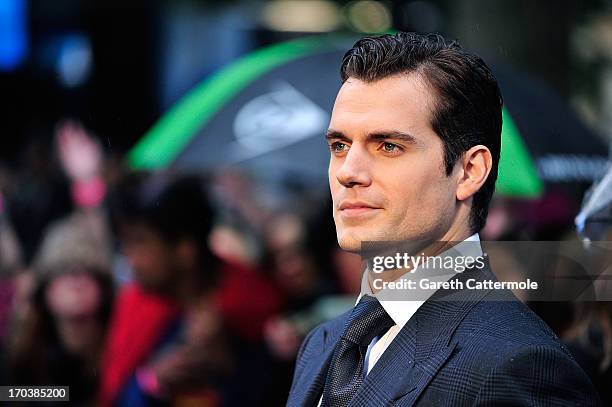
[328,74,460,252]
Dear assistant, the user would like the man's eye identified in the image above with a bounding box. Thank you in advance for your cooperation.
[382,142,399,152]
[330,142,348,153]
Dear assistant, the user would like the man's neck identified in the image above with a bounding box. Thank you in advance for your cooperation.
[438,219,473,244]
[366,232,478,293]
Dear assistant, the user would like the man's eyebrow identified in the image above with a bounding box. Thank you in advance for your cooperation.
[367,131,418,144]
[325,129,418,144]
[325,129,351,142]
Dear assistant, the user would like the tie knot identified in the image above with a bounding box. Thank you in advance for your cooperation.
[342,295,394,346]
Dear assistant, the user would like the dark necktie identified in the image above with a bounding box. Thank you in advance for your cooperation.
[320,295,395,407]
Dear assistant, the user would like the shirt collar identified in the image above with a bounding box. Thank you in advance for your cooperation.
[356,233,482,329]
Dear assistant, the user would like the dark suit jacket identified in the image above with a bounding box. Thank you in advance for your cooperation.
[287,264,601,406]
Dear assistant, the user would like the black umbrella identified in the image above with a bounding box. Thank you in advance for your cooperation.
[128,35,609,197]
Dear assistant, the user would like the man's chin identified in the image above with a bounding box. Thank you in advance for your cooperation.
[338,241,362,254]
[337,229,423,256]
[335,231,358,252]
[336,231,374,254]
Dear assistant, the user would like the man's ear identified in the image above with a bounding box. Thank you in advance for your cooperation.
[456,145,492,201]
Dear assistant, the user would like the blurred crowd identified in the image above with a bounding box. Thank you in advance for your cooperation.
[0,119,362,406]
[0,120,610,406]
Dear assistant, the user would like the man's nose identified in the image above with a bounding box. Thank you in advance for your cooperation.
[335,146,372,188]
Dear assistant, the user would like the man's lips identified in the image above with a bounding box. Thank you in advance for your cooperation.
[338,201,382,217]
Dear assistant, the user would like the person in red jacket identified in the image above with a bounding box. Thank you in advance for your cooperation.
[99,174,282,406]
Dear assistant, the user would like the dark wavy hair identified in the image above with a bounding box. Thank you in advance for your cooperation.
[340,32,503,232]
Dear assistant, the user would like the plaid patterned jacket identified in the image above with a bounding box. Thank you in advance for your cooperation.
[286,265,601,406]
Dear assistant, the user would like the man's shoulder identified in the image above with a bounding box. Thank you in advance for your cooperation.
[427,293,600,405]
[455,291,571,359]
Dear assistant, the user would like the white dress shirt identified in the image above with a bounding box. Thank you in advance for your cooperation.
[317,234,482,406]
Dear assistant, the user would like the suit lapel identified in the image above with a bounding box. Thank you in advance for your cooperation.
[286,313,348,407]
[297,343,334,407]
[347,315,419,406]
[349,262,496,406]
